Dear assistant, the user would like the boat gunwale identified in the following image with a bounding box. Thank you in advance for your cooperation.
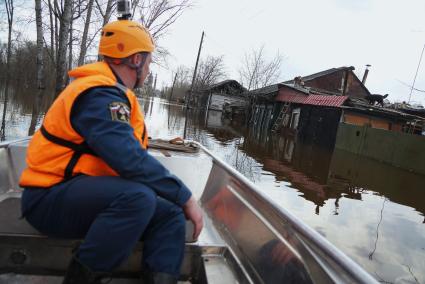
[0,138,31,149]
[193,141,378,284]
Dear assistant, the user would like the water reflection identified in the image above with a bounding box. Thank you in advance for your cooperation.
[2,96,425,283]
[0,101,38,140]
[329,148,425,218]
[142,98,425,284]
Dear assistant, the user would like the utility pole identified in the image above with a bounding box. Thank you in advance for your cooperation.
[169,73,178,101]
[168,73,178,127]
[184,31,205,139]
[188,31,205,106]
[153,73,157,97]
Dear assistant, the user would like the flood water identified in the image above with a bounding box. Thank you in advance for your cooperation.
[2,97,425,283]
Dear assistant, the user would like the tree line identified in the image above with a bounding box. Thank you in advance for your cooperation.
[163,47,284,102]
[0,0,283,140]
[0,0,192,139]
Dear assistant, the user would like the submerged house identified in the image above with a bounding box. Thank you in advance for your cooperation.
[247,84,281,134]
[249,66,370,125]
[248,66,425,150]
[342,98,424,134]
[273,85,347,149]
[248,66,370,149]
[189,80,247,111]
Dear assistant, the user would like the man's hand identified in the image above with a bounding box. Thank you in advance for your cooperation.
[183,196,203,240]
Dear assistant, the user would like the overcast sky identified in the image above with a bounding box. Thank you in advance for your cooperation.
[156,0,425,105]
[2,0,425,105]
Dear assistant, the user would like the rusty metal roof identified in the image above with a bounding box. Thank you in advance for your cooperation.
[276,92,348,107]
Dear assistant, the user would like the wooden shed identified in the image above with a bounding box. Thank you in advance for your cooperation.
[190,80,246,111]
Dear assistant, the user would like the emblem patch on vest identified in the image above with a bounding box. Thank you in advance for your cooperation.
[109,102,130,123]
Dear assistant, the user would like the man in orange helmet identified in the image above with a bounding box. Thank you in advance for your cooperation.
[20,19,203,284]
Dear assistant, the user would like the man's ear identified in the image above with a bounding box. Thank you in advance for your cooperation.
[129,53,140,66]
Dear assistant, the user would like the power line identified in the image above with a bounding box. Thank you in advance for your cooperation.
[408,44,425,102]
[396,79,425,93]
[204,33,242,59]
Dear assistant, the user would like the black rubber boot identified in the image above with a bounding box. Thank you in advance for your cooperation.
[62,256,109,284]
[142,271,178,284]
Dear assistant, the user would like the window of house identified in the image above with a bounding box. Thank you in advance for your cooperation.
[290,108,301,129]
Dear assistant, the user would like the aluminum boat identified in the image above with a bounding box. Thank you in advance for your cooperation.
[0,138,378,283]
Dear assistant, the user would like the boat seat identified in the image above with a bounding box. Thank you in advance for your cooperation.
[0,193,199,279]
[0,194,42,237]
[0,140,198,241]
[0,193,195,241]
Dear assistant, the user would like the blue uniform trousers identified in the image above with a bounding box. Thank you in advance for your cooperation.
[22,175,186,277]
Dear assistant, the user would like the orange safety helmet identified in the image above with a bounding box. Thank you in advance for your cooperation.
[99,20,155,59]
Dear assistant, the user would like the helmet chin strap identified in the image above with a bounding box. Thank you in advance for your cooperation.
[105,53,148,89]
[126,54,148,89]
[133,65,143,89]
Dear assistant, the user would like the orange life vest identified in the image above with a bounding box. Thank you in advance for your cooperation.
[19,62,148,188]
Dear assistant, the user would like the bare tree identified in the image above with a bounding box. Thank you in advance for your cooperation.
[132,0,191,40]
[78,0,192,67]
[194,55,226,90]
[175,65,191,87]
[239,46,283,91]
[54,0,72,96]
[28,0,45,136]
[46,0,55,61]
[95,0,115,27]
[168,65,191,101]
[0,0,15,140]
[67,4,74,83]
[78,0,95,66]
[132,0,191,65]
[0,0,195,131]
[53,0,59,59]
[93,0,115,61]
[66,1,88,83]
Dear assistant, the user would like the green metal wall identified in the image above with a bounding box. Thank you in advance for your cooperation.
[335,123,425,175]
